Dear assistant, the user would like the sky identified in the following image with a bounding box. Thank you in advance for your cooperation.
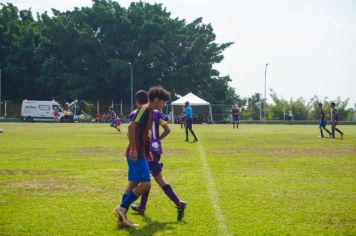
[2,0,356,107]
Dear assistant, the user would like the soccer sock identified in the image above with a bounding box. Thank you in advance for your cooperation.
[139,190,150,209]
[185,129,188,140]
[120,191,138,209]
[320,128,324,137]
[324,128,332,135]
[190,129,198,140]
[121,193,128,205]
[335,128,343,135]
[162,184,180,207]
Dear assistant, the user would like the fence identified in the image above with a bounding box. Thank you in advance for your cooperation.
[1,101,355,125]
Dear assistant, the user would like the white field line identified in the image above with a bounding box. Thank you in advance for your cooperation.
[198,142,232,236]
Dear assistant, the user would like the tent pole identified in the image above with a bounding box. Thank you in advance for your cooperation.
[171,104,174,124]
[209,105,213,123]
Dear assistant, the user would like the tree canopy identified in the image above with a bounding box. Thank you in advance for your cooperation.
[0,1,236,104]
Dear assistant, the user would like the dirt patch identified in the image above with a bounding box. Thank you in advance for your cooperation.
[210,146,356,157]
[78,147,121,156]
[3,178,100,194]
[163,148,189,157]
[0,169,54,176]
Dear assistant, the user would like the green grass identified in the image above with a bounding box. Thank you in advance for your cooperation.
[0,123,355,235]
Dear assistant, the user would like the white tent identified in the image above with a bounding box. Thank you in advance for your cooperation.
[171,92,213,123]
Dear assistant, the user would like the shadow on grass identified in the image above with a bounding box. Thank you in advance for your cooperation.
[119,215,181,236]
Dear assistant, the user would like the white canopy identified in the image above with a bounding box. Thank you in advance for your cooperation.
[171,92,213,123]
[172,92,210,106]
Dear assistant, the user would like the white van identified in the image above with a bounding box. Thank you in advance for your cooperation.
[21,100,65,122]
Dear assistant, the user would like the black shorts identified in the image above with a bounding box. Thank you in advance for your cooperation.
[186,118,193,129]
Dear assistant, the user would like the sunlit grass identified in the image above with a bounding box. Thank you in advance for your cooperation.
[0,123,355,235]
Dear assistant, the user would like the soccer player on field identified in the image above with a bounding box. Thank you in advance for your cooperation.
[113,89,156,228]
[131,100,186,221]
[109,106,121,132]
[113,87,176,227]
[184,101,198,142]
[330,102,344,139]
[231,105,240,128]
[318,103,332,138]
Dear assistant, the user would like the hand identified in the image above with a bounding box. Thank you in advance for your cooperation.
[129,149,137,160]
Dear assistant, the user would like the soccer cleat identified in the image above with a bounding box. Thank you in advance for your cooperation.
[130,205,146,215]
[341,133,344,139]
[113,207,139,228]
[177,201,186,221]
[194,138,198,142]
[185,139,188,142]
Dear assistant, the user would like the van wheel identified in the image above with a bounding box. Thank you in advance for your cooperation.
[26,117,33,122]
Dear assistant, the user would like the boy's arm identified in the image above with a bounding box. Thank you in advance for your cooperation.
[159,123,170,140]
[127,121,137,160]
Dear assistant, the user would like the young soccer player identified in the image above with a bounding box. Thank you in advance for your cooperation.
[109,106,121,132]
[184,101,198,142]
[231,105,240,128]
[113,90,152,228]
[330,102,344,139]
[318,103,332,138]
[131,95,186,221]
[113,87,174,228]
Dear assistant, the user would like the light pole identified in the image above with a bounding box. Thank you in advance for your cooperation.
[264,63,269,121]
[128,62,133,111]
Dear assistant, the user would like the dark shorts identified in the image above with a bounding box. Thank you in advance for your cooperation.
[186,118,193,129]
[288,116,292,120]
[233,117,240,122]
[319,121,327,127]
[126,157,151,182]
[149,153,163,177]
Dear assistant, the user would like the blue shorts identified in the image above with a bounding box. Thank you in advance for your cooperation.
[233,117,240,122]
[126,157,151,182]
[319,121,327,127]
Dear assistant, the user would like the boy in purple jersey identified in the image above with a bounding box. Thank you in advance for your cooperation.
[318,103,332,138]
[109,106,121,132]
[131,108,186,221]
[330,102,344,139]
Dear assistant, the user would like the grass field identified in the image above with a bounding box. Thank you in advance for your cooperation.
[0,123,355,236]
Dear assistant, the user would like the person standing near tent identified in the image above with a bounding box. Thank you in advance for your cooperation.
[185,101,198,142]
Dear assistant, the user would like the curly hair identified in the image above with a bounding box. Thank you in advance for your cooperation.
[148,86,171,102]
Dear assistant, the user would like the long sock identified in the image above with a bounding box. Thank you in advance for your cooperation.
[162,184,180,207]
[335,128,343,135]
[120,191,138,209]
[185,129,188,140]
[332,129,335,137]
[324,128,332,135]
[320,128,324,137]
[190,129,198,140]
[139,191,150,209]
[121,193,128,205]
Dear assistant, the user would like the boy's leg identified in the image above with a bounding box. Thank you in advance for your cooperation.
[185,127,189,141]
[154,174,186,221]
[319,127,324,137]
[189,127,198,141]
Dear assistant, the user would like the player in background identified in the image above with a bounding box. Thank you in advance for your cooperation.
[109,106,121,132]
[318,103,332,138]
[288,109,293,125]
[131,107,186,221]
[184,101,198,142]
[330,102,344,139]
[231,105,240,128]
